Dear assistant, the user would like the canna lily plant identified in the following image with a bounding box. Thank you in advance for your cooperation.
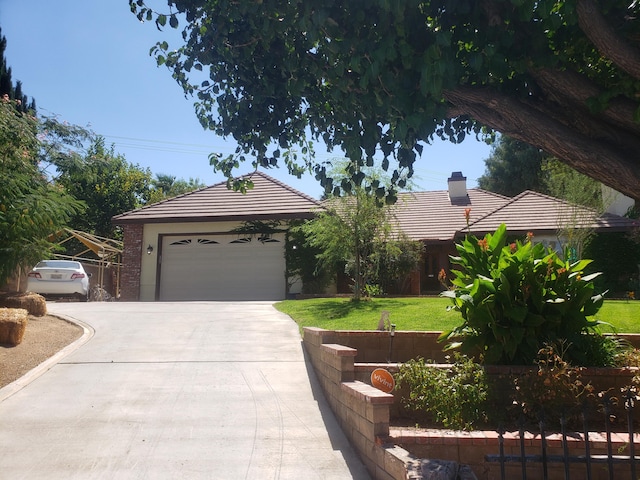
[440,224,606,365]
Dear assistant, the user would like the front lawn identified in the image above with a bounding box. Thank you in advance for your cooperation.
[275,297,640,333]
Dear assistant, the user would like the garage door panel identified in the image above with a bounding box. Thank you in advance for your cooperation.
[159,235,286,301]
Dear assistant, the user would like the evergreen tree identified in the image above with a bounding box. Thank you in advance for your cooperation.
[478,137,549,197]
[0,27,35,113]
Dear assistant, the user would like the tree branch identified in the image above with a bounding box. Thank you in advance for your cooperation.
[531,68,640,136]
[443,86,640,200]
[577,0,640,80]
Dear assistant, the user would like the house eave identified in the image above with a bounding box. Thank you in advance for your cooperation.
[112,212,318,225]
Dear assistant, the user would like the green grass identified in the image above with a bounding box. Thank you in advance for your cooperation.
[593,301,640,334]
[275,297,462,332]
[274,297,640,334]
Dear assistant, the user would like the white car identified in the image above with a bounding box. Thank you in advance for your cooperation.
[26,260,91,301]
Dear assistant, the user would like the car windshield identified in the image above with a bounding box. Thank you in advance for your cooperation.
[35,260,81,269]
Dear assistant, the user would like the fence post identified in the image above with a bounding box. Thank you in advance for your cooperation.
[604,395,614,480]
[624,388,637,480]
[561,412,570,480]
[582,402,592,480]
[539,409,548,480]
[519,414,528,480]
[497,425,506,480]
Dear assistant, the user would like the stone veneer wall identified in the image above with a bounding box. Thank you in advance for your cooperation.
[119,223,143,301]
[303,327,640,480]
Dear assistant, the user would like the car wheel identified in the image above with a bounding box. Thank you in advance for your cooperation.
[78,292,89,302]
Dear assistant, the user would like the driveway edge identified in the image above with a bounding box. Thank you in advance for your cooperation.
[0,313,94,402]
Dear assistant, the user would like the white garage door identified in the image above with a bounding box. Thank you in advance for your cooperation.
[158,234,286,301]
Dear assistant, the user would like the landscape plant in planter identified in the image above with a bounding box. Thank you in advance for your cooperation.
[394,224,637,430]
[439,223,610,366]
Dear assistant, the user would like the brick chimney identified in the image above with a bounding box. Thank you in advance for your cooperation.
[448,171,468,201]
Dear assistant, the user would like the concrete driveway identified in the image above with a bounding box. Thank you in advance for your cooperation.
[0,302,370,480]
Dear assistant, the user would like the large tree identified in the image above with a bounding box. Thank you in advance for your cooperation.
[477,136,548,197]
[0,98,82,285]
[147,173,206,204]
[130,0,640,200]
[52,137,152,237]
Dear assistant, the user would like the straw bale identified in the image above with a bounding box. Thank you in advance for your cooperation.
[1,293,47,316]
[0,308,28,346]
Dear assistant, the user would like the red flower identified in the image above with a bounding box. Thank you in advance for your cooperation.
[510,242,517,253]
[438,268,448,287]
[477,238,489,251]
[464,208,471,222]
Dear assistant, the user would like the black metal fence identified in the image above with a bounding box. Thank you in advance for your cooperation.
[486,389,640,480]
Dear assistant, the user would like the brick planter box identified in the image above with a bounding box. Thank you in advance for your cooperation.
[303,327,640,480]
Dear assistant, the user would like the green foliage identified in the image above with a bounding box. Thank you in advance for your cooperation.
[478,136,549,197]
[131,0,640,200]
[300,160,421,298]
[395,355,490,430]
[542,159,603,258]
[286,219,335,295]
[302,184,420,299]
[0,99,82,284]
[373,236,424,295]
[584,231,640,295]
[441,224,606,365]
[53,137,152,237]
[394,342,637,431]
[146,173,206,204]
[542,160,602,210]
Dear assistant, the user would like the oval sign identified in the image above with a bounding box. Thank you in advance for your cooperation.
[371,368,395,393]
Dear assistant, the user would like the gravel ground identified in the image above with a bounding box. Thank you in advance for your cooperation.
[0,315,83,388]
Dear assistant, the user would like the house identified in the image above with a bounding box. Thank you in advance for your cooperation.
[112,172,321,301]
[113,171,638,301]
[391,172,638,293]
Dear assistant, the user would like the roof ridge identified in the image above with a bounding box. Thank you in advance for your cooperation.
[464,190,548,230]
[515,190,602,214]
[247,170,322,205]
[472,187,511,200]
[458,189,542,232]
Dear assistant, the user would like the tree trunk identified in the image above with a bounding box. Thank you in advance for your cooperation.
[444,86,640,201]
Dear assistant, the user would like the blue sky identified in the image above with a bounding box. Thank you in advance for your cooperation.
[1,1,494,199]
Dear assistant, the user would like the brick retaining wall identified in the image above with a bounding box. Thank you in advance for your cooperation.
[303,327,640,480]
[309,328,640,364]
[304,327,477,479]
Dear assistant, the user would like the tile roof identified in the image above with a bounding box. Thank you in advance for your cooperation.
[391,189,509,241]
[466,190,640,236]
[112,171,322,224]
[113,171,638,239]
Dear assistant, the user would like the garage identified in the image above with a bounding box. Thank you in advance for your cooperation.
[158,233,286,301]
[112,172,321,301]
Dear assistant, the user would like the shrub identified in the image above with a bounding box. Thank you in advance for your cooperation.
[513,343,594,427]
[440,224,606,365]
[395,355,490,430]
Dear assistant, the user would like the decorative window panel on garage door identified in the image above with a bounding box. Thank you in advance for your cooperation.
[158,234,286,301]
